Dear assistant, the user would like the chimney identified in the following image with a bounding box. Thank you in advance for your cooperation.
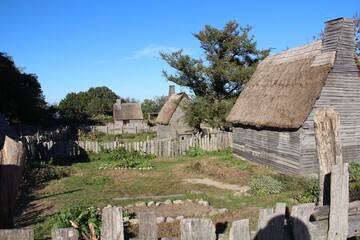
[116,98,122,109]
[322,18,355,53]
[168,85,175,97]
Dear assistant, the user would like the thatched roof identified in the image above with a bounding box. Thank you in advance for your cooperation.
[227,40,335,129]
[156,93,188,125]
[113,102,143,120]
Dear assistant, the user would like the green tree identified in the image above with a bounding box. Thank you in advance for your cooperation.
[0,52,48,124]
[142,95,167,120]
[160,20,270,128]
[59,86,119,122]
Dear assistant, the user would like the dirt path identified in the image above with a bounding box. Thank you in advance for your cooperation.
[183,178,250,192]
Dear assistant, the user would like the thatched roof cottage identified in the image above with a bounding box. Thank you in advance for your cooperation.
[113,99,143,127]
[227,18,360,175]
[156,86,193,139]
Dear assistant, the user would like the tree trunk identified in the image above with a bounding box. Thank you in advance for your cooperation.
[0,136,27,228]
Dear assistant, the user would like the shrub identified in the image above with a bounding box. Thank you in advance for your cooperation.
[349,162,360,182]
[250,175,284,196]
[186,147,206,157]
[53,206,101,239]
[294,179,319,204]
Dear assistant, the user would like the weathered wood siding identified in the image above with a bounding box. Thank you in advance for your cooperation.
[232,126,301,174]
[232,18,360,175]
[300,18,360,175]
[157,98,189,139]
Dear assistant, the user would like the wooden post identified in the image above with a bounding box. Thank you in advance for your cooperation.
[328,163,349,240]
[0,136,27,228]
[180,218,216,240]
[101,206,124,240]
[257,203,285,240]
[0,228,34,239]
[290,203,316,240]
[314,107,342,206]
[51,228,78,240]
[229,219,250,240]
[139,212,157,240]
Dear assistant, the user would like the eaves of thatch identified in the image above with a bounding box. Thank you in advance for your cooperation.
[113,102,143,120]
[156,93,188,125]
[226,40,336,129]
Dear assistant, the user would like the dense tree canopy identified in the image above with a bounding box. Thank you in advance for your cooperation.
[0,52,48,124]
[160,20,270,129]
[141,95,167,120]
[59,86,119,122]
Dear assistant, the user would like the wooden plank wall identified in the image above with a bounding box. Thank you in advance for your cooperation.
[232,127,301,174]
[300,18,360,175]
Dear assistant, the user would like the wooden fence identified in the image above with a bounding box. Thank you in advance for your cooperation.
[31,132,233,160]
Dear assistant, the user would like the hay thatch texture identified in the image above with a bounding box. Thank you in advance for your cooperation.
[227,41,335,129]
[156,93,187,125]
[113,102,143,120]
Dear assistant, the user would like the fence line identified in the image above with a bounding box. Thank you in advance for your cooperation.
[30,132,233,160]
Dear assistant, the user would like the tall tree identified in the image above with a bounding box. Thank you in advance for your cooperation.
[160,20,270,128]
[0,52,47,124]
[59,86,119,122]
[142,95,167,120]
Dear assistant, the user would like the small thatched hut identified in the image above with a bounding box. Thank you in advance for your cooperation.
[227,18,360,175]
[113,99,143,127]
[156,86,193,139]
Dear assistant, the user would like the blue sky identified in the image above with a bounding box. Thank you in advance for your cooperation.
[1,1,359,104]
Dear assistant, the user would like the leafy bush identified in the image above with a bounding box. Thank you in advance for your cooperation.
[294,179,319,204]
[93,147,155,169]
[53,206,101,239]
[349,162,360,182]
[186,147,206,157]
[250,175,284,196]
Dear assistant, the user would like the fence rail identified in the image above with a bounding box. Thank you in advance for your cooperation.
[30,132,233,160]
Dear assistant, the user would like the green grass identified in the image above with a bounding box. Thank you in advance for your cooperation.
[18,149,315,239]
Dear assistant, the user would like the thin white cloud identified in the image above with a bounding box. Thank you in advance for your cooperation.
[122,45,181,60]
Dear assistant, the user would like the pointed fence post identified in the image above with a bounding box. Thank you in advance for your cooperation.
[101,206,124,240]
[314,107,342,206]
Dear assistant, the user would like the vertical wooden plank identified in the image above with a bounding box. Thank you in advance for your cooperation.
[314,108,342,206]
[229,219,250,240]
[139,212,157,240]
[328,163,349,240]
[51,228,78,240]
[0,228,34,239]
[101,206,124,240]
[290,203,316,240]
[257,208,273,240]
[180,218,216,240]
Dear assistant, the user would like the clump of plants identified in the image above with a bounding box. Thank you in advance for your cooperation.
[92,147,155,170]
[250,175,284,196]
[186,146,232,157]
[53,206,101,239]
[294,179,320,204]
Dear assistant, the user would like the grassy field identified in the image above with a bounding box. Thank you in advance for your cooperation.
[15,148,317,239]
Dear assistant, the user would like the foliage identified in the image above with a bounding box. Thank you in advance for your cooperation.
[185,146,232,157]
[0,52,51,124]
[93,147,156,169]
[160,20,270,128]
[250,175,284,196]
[349,162,360,182]
[142,95,168,120]
[95,131,157,143]
[53,206,101,239]
[354,12,360,57]
[59,86,118,122]
[294,179,319,204]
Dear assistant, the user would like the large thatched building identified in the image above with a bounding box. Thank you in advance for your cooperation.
[113,99,143,127]
[227,18,360,175]
[156,86,193,139]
